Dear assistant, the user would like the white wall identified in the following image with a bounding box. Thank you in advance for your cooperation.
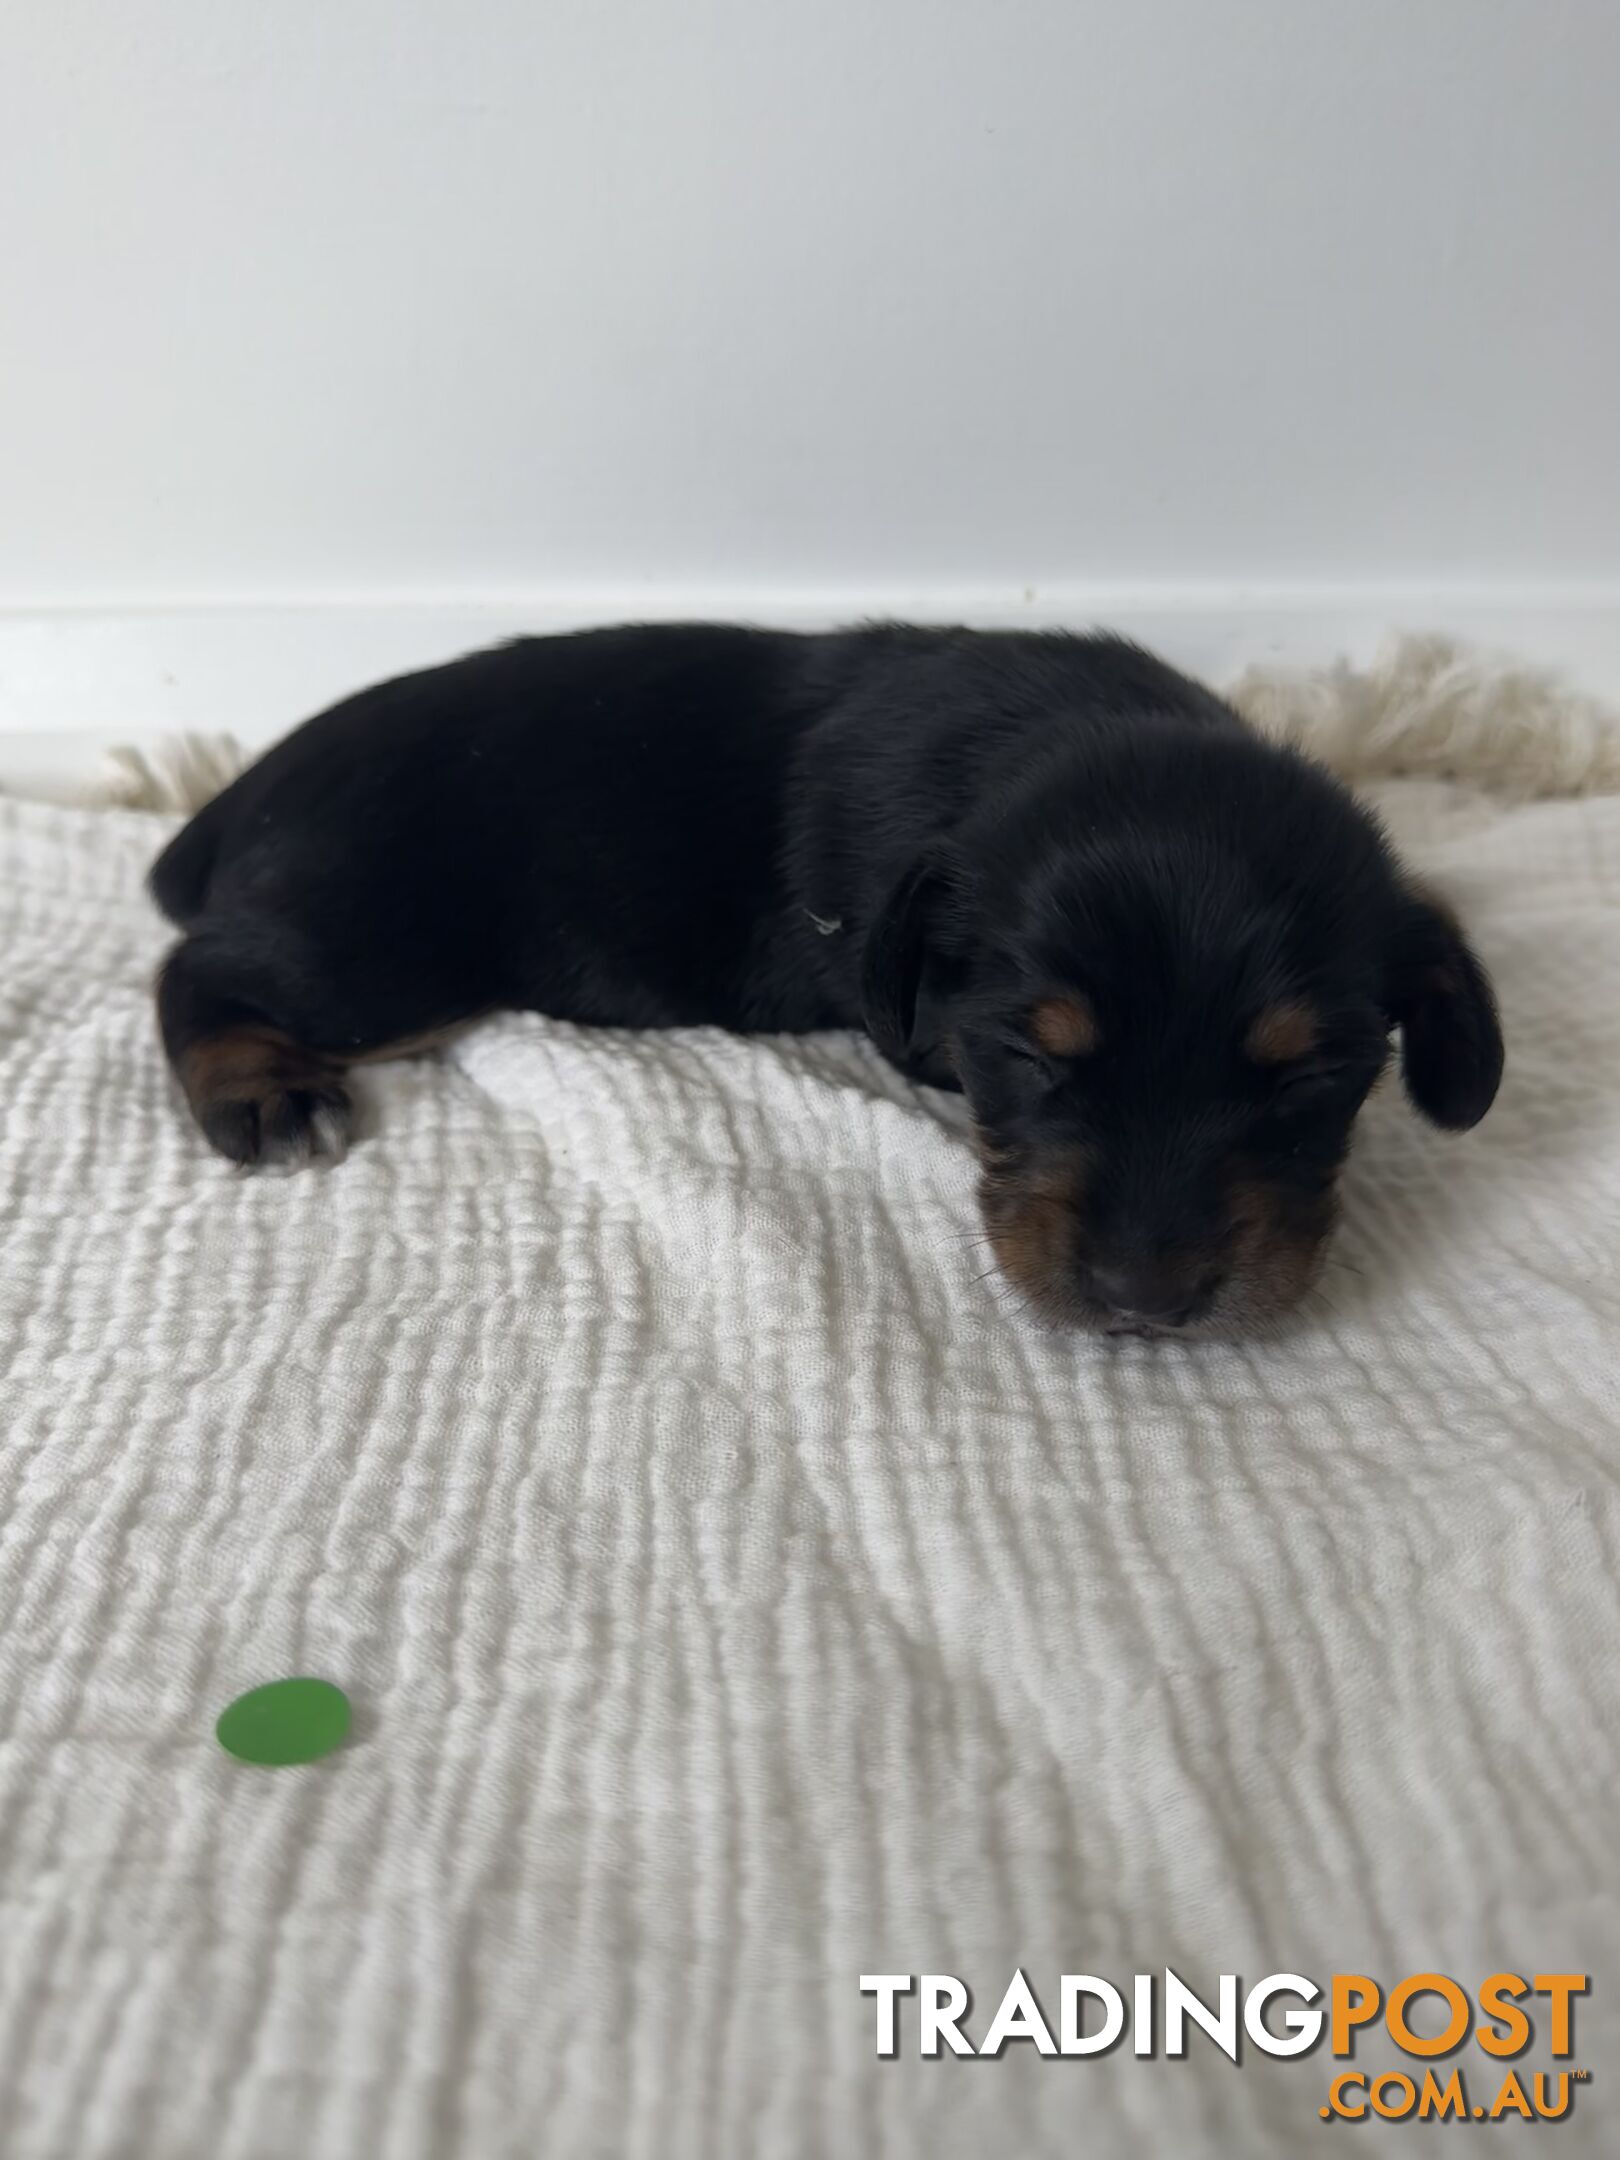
[5,0,1619,610]
[4,0,1619,786]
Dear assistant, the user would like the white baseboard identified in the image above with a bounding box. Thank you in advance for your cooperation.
[3,585,1618,801]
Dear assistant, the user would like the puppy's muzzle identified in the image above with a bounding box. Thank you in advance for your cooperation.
[979,1148,1334,1338]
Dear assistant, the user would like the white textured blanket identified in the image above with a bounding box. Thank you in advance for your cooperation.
[2,679,1619,2155]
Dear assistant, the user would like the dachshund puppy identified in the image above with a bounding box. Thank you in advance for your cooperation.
[150,624,1502,1336]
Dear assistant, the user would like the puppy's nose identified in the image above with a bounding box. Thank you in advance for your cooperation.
[1087,1263,1208,1329]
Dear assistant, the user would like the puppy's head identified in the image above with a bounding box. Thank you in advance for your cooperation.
[863,729,1502,1337]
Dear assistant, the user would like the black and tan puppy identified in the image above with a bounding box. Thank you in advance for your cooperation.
[150,624,1502,1336]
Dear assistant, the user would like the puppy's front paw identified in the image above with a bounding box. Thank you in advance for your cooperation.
[177,1027,354,1168]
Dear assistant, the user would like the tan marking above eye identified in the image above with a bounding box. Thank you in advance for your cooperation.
[1030,993,1098,1058]
[1245,1000,1320,1065]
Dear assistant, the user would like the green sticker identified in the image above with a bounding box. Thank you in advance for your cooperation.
[215,1677,351,1766]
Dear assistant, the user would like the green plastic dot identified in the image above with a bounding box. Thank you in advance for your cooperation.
[215,1678,351,1766]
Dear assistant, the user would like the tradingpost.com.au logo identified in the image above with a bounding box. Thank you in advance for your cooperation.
[860,1970,1590,2126]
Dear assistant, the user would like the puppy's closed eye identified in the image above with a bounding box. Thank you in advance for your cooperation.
[1000,1033,1054,1070]
[1268,1060,1342,1103]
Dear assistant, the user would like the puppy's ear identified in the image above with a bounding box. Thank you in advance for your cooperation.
[861,846,970,1064]
[1386,888,1503,1130]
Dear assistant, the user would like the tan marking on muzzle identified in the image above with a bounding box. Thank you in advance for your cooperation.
[977,1140,1090,1318]
[1223,1170,1337,1326]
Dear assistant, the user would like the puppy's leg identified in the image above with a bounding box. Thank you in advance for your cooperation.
[157,934,354,1167]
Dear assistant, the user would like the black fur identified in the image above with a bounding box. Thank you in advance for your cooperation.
[151,624,1502,1333]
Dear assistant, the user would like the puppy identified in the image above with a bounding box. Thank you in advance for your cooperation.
[150,624,1502,1336]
